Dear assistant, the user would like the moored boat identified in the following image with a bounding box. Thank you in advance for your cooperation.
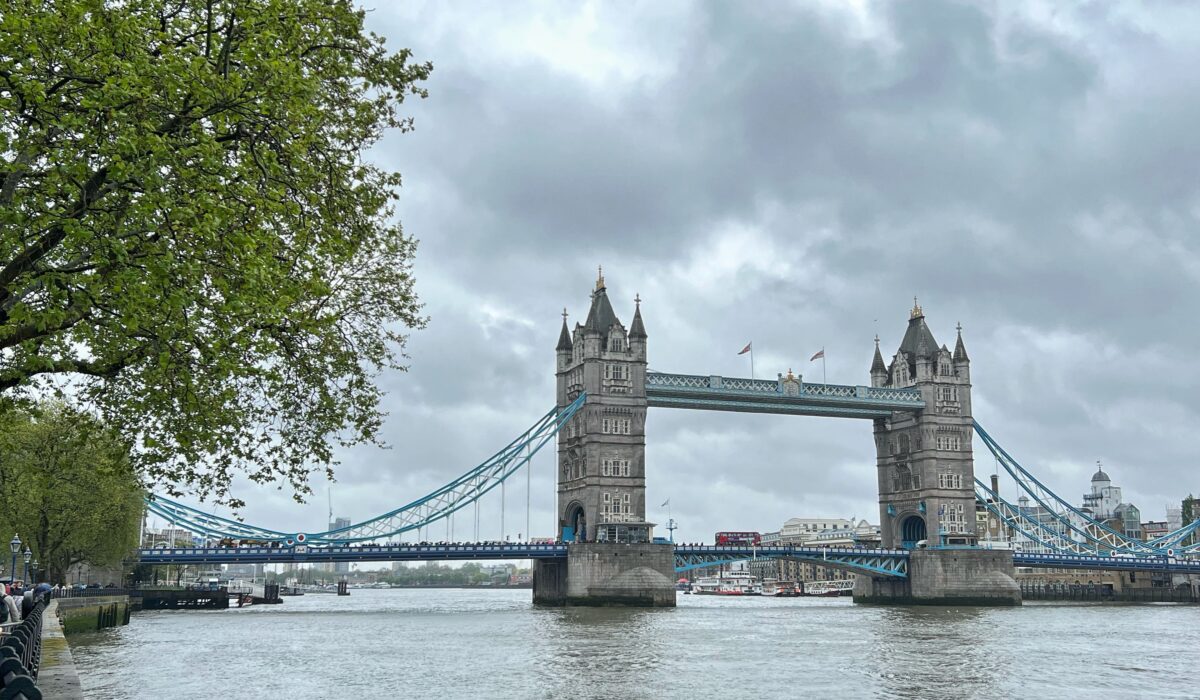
[802,579,855,597]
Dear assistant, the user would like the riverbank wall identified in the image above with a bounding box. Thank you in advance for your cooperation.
[1020,582,1197,603]
[55,595,131,635]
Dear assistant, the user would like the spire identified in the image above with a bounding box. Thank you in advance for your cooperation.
[953,322,969,362]
[870,335,886,373]
[584,276,620,333]
[596,265,605,291]
[557,308,572,351]
[629,294,647,339]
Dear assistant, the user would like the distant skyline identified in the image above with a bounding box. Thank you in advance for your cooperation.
[155,1,1200,544]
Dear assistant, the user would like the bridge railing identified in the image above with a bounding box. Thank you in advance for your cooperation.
[0,597,48,699]
[645,372,924,405]
[50,587,133,599]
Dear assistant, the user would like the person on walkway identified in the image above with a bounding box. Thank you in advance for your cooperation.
[2,590,19,623]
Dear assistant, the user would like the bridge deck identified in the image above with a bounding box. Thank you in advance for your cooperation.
[645,372,925,418]
[134,544,1200,575]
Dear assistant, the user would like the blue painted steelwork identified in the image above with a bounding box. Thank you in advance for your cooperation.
[671,545,910,578]
[135,542,1200,576]
[137,543,569,565]
[645,372,924,418]
[144,394,588,545]
[974,421,1200,555]
[974,478,1104,556]
[1013,552,1200,574]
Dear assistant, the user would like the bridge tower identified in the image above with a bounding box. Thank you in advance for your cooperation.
[871,300,977,549]
[534,269,675,607]
[554,268,650,543]
[857,300,1019,605]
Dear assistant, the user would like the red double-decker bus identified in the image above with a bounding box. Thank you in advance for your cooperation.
[715,531,761,545]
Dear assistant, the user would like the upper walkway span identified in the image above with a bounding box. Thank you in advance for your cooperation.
[645,371,925,418]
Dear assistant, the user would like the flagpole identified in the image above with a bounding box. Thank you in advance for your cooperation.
[750,346,755,379]
[822,347,826,385]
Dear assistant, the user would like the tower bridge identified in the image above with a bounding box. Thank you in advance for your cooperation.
[139,271,1200,608]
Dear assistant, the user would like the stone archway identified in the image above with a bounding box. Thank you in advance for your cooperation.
[900,514,926,550]
[564,502,586,543]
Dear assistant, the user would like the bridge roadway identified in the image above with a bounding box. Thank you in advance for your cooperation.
[134,544,1200,576]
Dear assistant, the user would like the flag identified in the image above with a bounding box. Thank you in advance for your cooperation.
[809,349,824,361]
[661,498,671,508]
[737,342,752,355]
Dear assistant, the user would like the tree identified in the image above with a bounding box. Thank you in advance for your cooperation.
[0,403,144,583]
[0,0,431,504]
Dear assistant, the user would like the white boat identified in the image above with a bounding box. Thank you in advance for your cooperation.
[692,570,762,596]
[802,579,855,597]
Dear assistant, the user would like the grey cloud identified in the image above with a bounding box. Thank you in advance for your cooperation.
[180,1,1200,543]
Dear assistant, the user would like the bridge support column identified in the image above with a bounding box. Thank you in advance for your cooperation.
[533,543,676,607]
[853,549,1021,606]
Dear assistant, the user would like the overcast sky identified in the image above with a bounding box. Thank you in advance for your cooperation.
[156,1,1200,548]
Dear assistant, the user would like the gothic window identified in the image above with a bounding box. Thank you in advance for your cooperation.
[898,434,910,454]
[605,363,628,381]
[609,336,625,352]
[941,503,966,533]
[936,435,962,451]
[938,473,963,489]
[622,493,631,514]
[602,460,610,477]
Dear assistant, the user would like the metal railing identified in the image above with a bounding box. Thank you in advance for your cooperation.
[0,596,48,699]
[50,587,134,600]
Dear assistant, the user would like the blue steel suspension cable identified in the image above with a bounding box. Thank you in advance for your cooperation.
[974,478,1102,555]
[146,394,586,544]
[972,421,1157,553]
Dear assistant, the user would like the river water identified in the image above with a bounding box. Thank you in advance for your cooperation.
[70,589,1197,699]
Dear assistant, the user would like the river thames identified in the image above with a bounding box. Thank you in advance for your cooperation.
[70,589,1196,699]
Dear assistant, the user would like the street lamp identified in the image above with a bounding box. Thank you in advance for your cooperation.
[22,548,31,585]
[30,560,37,585]
[8,535,19,585]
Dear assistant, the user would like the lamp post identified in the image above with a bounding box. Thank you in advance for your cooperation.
[8,535,19,585]
[30,560,38,585]
[22,547,31,585]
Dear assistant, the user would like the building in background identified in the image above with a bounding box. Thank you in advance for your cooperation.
[1141,521,1168,541]
[1166,506,1182,532]
[739,516,879,586]
[224,562,265,579]
[322,517,352,575]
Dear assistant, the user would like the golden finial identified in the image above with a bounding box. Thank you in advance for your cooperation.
[874,334,880,346]
[956,322,962,334]
[596,265,605,291]
[786,368,795,380]
[562,307,568,321]
[634,293,641,307]
[910,296,923,319]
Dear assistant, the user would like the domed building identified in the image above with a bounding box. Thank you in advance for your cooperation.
[1081,463,1142,539]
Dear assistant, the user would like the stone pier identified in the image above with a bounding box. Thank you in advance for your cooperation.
[533,543,676,607]
[854,548,1021,606]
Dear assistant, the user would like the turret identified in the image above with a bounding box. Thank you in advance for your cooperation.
[629,295,647,362]
[953,322,970,382]
[870,336,888,387]
[556,309,572,370]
